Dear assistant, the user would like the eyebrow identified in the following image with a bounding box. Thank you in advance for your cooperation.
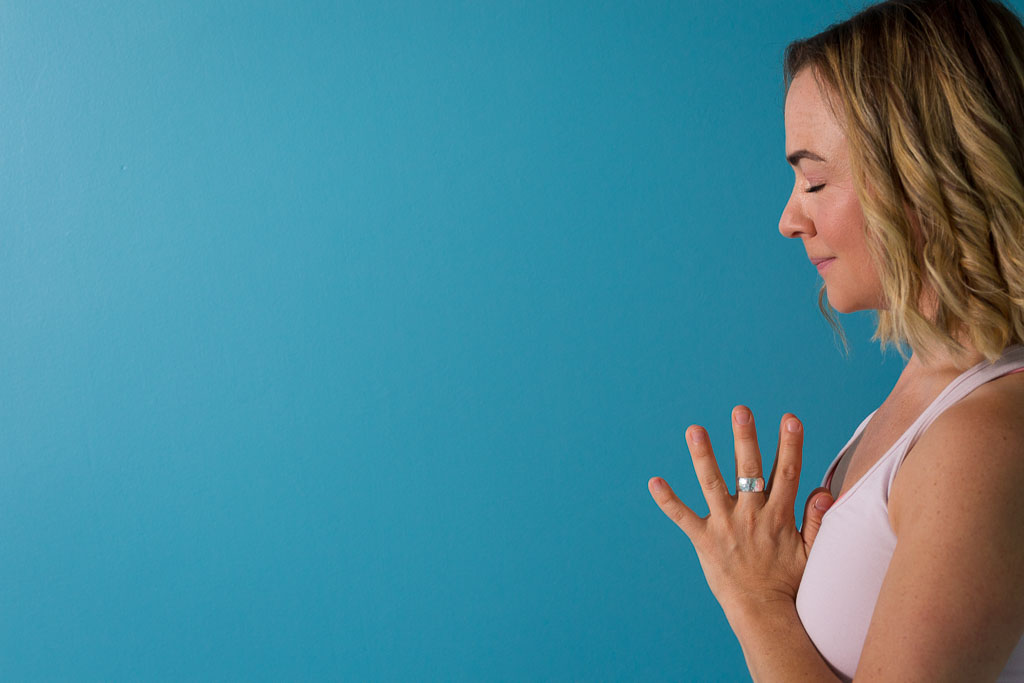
[786,149,827,167]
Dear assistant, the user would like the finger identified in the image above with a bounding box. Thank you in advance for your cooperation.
[685,425,732,517]
[765,414,804,513]
[731,405,766,508]
[765,418,783,493]
[648,476,704,538]
[801,486,835,553]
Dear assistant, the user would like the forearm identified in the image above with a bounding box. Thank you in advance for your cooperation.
[727,600,842,683]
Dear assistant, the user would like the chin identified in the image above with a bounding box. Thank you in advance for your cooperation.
[825,291,869,314]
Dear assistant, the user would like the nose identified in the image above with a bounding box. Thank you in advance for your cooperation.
[779,188,814,239]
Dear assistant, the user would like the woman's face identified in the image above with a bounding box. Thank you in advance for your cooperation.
[779,68,886,313]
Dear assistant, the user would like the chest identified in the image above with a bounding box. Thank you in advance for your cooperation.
[828,366,1024,503]
[828,400,926,501]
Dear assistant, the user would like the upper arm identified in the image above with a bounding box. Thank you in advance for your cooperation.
[853,395,1024,682]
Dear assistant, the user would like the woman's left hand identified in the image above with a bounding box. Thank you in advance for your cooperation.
[648,406,834,617]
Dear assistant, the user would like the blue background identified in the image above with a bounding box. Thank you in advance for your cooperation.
[3,1,1014,680]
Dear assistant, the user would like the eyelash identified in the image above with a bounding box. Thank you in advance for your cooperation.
[805,184,826,193]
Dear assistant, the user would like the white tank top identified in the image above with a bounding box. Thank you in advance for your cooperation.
[796,345,1024,681]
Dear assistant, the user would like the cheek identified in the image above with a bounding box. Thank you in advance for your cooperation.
[811,206,844,247]
[825,195,868,251]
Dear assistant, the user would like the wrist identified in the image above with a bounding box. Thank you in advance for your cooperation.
[724,593,800,641]
[723,597,839,683]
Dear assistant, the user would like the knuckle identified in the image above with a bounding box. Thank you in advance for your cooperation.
[692,446,714,460]
[702,476,724,493]
[735,432,759,449]
[769,508,791,527]
[778,464,801,483]
[671,509,692,527]
[740,511,759,534]
[737,463,762,478]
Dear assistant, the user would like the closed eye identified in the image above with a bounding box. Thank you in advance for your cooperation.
[805,184,825,193]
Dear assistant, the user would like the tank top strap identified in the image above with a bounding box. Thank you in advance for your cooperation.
[884,344,1024,495]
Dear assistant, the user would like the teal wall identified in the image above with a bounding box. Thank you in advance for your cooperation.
[2,1,1014,680]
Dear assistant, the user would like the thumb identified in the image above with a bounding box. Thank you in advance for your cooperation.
[801,487,834,553]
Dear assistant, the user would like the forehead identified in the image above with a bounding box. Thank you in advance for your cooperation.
[784,70,845,155]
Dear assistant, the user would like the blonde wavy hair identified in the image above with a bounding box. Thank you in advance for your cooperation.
[784,0,1024,365]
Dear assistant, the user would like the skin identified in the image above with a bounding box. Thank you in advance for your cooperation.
[648,67,1024,681]
[778,69,886,314]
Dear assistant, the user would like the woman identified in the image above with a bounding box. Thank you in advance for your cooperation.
[648,1,1024,680]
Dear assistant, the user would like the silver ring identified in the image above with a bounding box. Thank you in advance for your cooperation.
[737,477,765,493]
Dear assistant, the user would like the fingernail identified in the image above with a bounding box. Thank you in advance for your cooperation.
[735,409,751,425]
[814,495,833,511]
[689,428,704,443]
[787,419,801,433]
[651,478,667,493]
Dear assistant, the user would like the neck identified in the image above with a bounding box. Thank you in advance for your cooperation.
[903,334,986,380]
[904,289,988,375]
[884,340,983,407]
[906,347,983,374]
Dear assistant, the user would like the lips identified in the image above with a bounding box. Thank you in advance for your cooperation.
[813,257,836,273]
[809,257,835,265]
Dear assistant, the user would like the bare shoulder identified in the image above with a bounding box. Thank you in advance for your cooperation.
[890,369,1024,534]
[856,372,1024,680]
